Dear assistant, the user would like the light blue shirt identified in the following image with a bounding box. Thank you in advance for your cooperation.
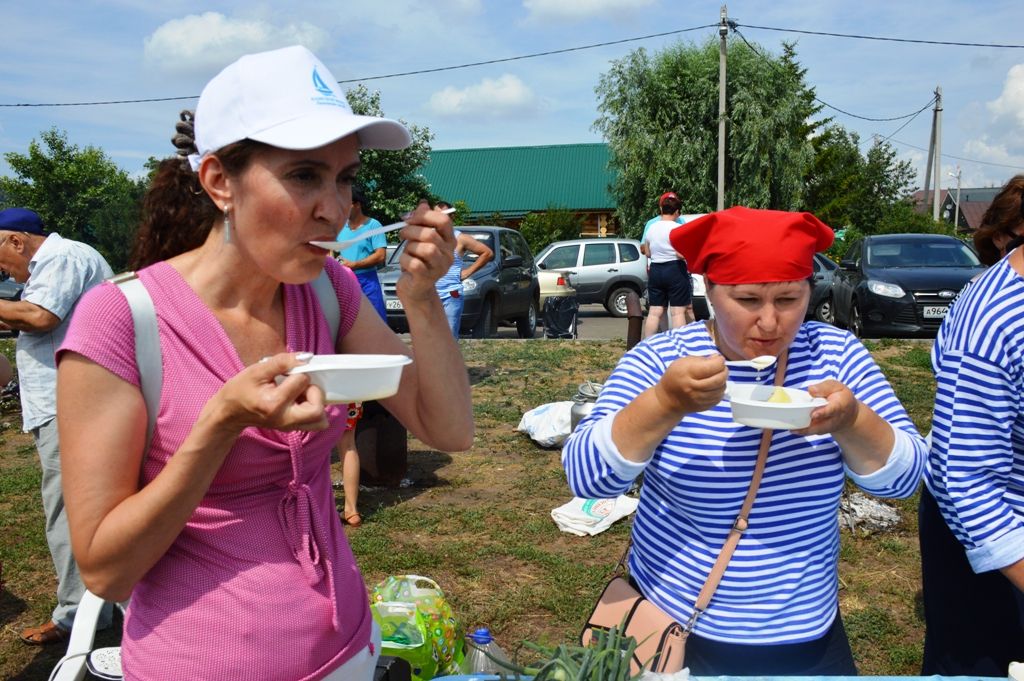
[337,218,385,274]
[435,230,464,297]
[16,233,113,430]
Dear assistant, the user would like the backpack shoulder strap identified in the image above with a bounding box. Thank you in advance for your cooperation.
[311,267,340,346]
[111,271,161,454]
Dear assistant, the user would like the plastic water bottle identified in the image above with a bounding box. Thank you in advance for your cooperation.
[460,627,512,675]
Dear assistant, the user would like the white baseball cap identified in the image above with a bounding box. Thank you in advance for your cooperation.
[189,45,412,170]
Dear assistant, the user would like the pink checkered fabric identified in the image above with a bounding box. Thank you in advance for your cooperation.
[59,258,371,680]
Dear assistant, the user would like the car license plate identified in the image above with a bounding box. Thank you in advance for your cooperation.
[385,299,403,311]
[922,305,947,319]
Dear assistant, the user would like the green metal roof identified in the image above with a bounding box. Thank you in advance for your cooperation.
[420,143,615,216]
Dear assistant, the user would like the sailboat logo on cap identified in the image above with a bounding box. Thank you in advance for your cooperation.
[312,67,334,97]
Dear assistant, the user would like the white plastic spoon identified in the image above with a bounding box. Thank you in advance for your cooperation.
[724,355,777,370]
[309,207,456,251]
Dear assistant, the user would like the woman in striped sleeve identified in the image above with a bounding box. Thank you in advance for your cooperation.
[919,175,1024,676]
[563,207,926,675]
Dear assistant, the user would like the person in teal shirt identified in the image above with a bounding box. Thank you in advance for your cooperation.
[336,185,387,320]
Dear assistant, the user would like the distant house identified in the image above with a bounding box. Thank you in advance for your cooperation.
[912,187,999,233]
[419,143,619,236]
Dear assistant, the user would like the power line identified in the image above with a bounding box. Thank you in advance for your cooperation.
[732,27,935,122]
[885,137,1024,171]
[738,23,1024,49]
[336,24,717,83]
[0,24,717,108]
[880,96,936,142]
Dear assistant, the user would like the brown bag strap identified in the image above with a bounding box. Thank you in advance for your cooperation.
[613,351,790,633]
[685,350,788,631]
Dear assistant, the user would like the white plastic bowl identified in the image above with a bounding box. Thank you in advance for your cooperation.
[726,383,827,430]
[286,354,413,403]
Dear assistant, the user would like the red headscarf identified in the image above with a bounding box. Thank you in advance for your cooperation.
[670,207,834,284]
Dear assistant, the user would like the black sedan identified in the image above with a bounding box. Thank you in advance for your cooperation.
[809,253,838,324]
[832,233,985,338]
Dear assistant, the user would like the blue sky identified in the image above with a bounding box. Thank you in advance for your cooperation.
[1,0,1022,200]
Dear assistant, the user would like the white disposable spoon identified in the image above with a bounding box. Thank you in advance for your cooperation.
[724,355,777,370]
[309,207,456,251]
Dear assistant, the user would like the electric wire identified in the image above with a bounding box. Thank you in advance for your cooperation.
[732,27,935,122]
[738,23,1024,49]
[0,23,717,108]
[879,99,935,143]
[884,137,1024,171]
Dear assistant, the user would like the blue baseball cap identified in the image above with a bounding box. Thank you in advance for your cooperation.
[0,208,46,235]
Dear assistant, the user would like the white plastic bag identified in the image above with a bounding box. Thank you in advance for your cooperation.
[550,495,639,536]
[516,401,573,448]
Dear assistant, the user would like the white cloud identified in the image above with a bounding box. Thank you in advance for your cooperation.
[522,0,657,22]
[986,63,1024,129]
[143,12,328,74]
[958,63,1024,184]
[426,74,539,118]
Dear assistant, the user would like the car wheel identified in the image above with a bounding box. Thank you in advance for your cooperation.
[814,295,835,325]
[849,303,865,339]
[605,286,635,318]
[471,298,497,339]
[516,299,538,339]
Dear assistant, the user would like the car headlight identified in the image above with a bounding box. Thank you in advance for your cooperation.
[867,279,906,298]
[462,278,478,292]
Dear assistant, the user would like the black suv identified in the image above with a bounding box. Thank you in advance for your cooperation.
[378,226,540,338]
[832,233,985,338]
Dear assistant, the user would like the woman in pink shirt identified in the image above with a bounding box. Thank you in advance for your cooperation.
[56,46,473,680]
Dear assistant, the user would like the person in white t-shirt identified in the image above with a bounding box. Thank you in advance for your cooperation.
[643,194,693,337]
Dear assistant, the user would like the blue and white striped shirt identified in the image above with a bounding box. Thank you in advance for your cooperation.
[925,255,1024,574]
[563,321,925,644]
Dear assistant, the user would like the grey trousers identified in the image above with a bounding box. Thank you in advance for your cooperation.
[33,418,112,631]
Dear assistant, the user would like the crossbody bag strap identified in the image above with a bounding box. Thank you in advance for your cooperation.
[685,350,789,632]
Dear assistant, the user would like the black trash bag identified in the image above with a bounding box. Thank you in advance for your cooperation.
[543,296,579,339]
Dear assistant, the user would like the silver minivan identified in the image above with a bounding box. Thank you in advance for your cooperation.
[535,238,648,317]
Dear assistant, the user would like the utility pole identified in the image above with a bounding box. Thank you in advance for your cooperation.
[932,86,943,221]
[948,165,962,230]
[922,109,935,213]
[716,5,728,211]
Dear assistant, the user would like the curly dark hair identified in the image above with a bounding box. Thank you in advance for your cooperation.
[129,110,268,269]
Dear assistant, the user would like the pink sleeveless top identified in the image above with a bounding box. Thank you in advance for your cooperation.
[59,259,371,680]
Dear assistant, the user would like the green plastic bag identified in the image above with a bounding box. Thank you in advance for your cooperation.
[370,575,463,680]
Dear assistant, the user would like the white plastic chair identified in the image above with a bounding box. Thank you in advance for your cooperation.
[49,590,125,681]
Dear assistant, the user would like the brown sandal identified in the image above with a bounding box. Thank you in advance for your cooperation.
[343,512,363,527]
[20,620,69,646]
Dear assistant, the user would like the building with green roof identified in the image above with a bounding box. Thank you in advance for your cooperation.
[419,142,620,235]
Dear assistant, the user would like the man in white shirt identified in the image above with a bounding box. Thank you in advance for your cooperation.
[0,208,114,645]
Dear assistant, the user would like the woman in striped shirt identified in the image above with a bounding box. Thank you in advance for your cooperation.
[919,175,1024,676]
[564,207,926,675]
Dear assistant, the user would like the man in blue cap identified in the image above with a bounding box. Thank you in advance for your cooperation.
[0,207,114,645]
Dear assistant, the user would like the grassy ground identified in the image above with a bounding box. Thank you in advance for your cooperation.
[0,337,935,679]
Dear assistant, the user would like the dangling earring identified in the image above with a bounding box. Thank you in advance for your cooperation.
[222,205,232,244]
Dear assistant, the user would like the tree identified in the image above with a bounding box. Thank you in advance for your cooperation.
[518,206,584,254]
[804,125,934,236]
[803,125,864,229]
[594,37,821,237]
[0,128,144,272]
[345,84,434,224]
